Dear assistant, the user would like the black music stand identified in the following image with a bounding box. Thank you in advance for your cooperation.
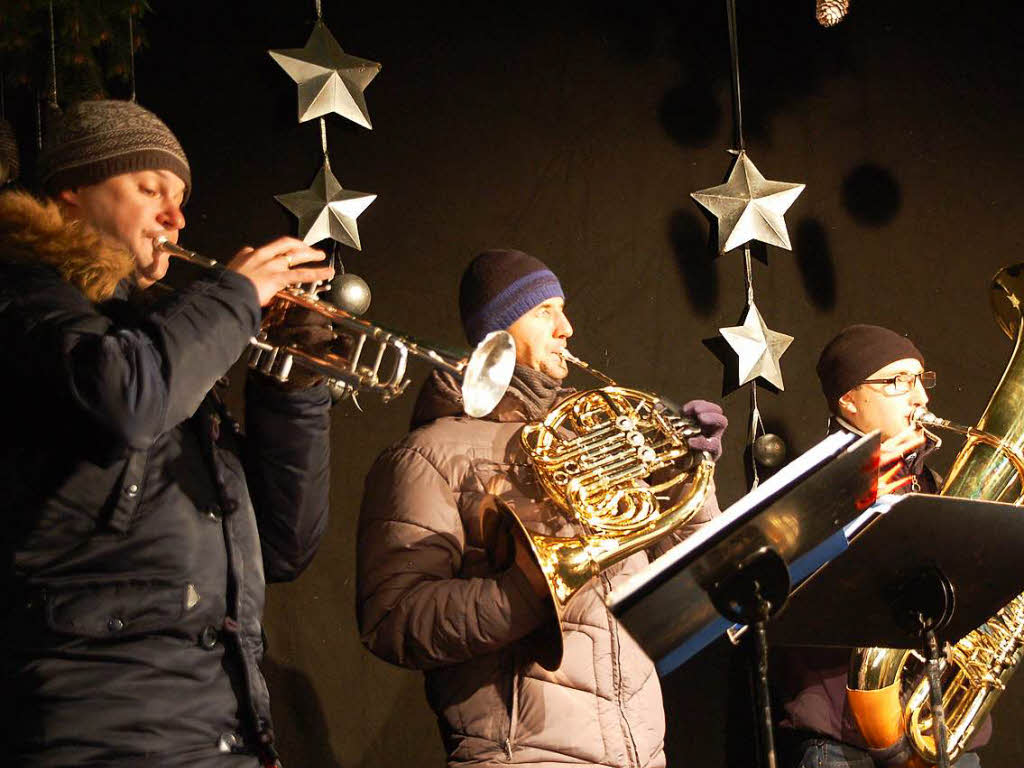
[768,492,1024,768]
[608,429,881,768]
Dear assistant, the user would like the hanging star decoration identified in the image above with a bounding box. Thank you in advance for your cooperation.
[275,161,376,248]
[719,303,794,389]
[692,150,805,254]
[269,20,382,129]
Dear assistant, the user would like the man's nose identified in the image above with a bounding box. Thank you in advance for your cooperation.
[158,203,186,233]
[912,377,929,405]
[557,313,573,339]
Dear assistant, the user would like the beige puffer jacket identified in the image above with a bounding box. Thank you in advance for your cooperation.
[357,370,720,767]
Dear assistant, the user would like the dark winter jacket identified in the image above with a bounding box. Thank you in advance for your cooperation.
[357,366,720,768]
[0,191,332,767]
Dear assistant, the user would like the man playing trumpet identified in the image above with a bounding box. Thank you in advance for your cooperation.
[0,99,335,766]
[357,249,726,767]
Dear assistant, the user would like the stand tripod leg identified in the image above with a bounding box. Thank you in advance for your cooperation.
[924,629,951,768]
[751,617,777,768]
[709,547,789,768]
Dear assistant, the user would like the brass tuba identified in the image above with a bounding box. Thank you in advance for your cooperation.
[494,351,716,670]
[847,263,1024,765]
[153,237,515,416]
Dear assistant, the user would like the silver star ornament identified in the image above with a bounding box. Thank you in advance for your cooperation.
[275,162,376,249]
[720,303,794,389]
[269,21,382,129]
[692,150,805,253]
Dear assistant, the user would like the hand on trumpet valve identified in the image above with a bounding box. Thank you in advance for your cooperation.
[256,304,336,391]
[226,236,334,306]
[681,399,728,462]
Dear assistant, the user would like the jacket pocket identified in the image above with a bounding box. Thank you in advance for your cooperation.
[43,581,194,639]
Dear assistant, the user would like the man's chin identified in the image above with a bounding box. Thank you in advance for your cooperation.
[540,361,569,381]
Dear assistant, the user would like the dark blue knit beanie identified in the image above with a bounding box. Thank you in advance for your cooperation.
[459,249,564,345]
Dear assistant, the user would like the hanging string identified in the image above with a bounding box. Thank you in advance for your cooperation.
[47,0,59,107]
[725,0,745,152]
[315,0,322,19]
[725,0,772,485]
[331,241,345,274]
[320,116,330,169]
[128,11,137,102]
[35,94,43,150]
[743,244,755,305]
[749,385,765,488]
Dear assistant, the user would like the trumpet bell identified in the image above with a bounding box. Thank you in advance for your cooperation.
[461,330,517,418]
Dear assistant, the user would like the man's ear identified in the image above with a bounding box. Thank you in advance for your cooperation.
[56,188,80,209]
[837,391,857,417]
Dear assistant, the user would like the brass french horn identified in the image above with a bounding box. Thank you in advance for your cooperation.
[496,351,716,670]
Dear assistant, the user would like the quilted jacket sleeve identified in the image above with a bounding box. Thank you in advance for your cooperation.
[357,444,547,670]
[243,375,332,582]
[0,264,260,453]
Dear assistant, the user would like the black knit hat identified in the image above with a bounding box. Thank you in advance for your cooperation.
[38,100,191,203]
[817,324,924,410]
[459,249,564,345]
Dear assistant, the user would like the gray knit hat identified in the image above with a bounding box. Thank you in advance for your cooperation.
[38,100,191,203]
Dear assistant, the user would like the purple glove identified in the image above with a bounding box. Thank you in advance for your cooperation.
[682,399,728,462]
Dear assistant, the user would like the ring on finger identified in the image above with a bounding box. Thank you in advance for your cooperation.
[285,254,293,267]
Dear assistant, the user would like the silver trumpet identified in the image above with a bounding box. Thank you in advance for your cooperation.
[153,237,516,416]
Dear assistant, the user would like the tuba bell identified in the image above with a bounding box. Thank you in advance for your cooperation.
[491,352,716,670]
[153,237,515,416]
[847,262,1024,765]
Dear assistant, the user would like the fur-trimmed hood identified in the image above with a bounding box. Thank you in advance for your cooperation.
[0,189,134,302]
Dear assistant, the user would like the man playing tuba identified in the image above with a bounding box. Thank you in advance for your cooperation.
[773,324,988,768]
[357,248,726,768]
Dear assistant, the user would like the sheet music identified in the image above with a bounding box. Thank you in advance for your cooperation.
[611,430,859,605]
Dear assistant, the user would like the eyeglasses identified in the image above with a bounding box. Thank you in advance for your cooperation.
[860,371,936,395]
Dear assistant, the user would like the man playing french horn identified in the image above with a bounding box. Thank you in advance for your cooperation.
[773,324,988,768]
[357,249,727,768]
[0,100,336,767]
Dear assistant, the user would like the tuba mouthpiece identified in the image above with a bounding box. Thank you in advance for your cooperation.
[911,406,937,425]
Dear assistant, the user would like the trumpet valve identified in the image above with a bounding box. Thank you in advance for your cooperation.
[273,353,294,382]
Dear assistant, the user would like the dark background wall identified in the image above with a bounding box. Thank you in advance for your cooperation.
[11,0,1024,764]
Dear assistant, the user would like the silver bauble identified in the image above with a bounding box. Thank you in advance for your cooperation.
[330,273,372,316]
[753,433,787,468]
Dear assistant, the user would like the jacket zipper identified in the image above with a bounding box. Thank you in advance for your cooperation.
[602,573,640,768]
[504,663,520,762]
